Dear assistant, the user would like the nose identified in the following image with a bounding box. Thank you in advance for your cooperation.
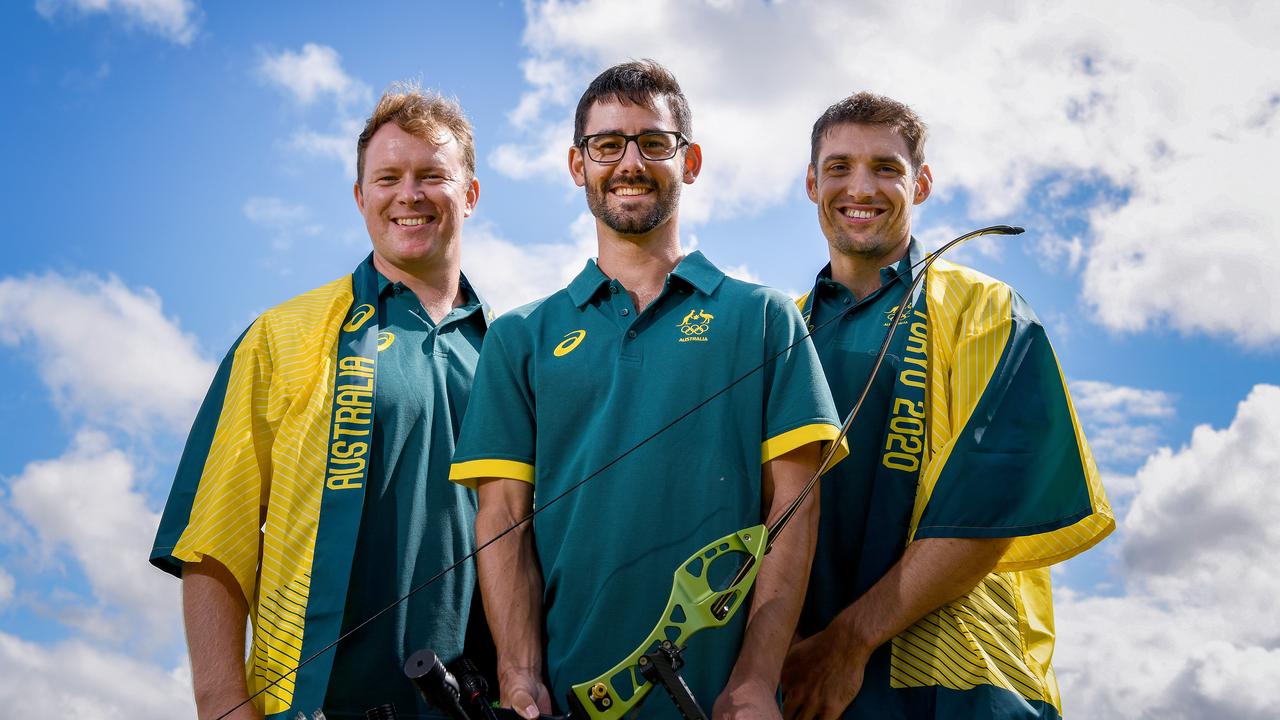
[399,183,425,205]
[846,165,876,200]
[615,137,647,174]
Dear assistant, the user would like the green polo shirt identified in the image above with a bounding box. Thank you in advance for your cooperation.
[796,242,921,642]
[451,251,843,718]
[323,271,489,719]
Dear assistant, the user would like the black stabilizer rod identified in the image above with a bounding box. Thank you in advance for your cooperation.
[405,650,470,720]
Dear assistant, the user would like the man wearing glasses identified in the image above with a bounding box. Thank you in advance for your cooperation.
[450,60,846,719]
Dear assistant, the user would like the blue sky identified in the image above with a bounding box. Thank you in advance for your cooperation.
[1,1,1278,717]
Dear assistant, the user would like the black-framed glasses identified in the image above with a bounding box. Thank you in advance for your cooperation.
[579,131,688,163]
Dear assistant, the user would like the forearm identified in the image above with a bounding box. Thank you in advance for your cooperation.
[475,479,545,683]
[183,557,262,720]
[832,536,1014,660]
[730,445,821,688]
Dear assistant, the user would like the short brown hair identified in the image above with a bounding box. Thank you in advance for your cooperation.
[810,92,928,170]
[355,81,475,184]
[573,59,692,145]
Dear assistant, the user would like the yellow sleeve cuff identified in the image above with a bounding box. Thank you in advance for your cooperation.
[449,458,536,488]
[761,423,849,470]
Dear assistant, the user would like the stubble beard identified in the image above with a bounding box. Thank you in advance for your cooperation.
[587,176,681,235]
[825,211,908,264]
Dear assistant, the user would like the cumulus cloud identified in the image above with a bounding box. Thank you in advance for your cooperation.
[259,42,369,108]
[502,0,1280,345]
[35,0,200,45]
[1055,384,1280,717]
[258,44,371,180]
[461,215,597,314]
[0,272,215,434]
[0,632,192,718]
[1071,380,1176,467]
[5,431,180,649]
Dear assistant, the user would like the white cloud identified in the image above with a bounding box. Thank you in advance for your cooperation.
[259,43,367,108]
[1075,379,1172,461]
[1055,384,1280,717]
[6,430,180,650]
[290,118,364,181]
[259,45,371,181]
[243,196,323,252]
[0,272,215,435]
[1069,380,1175,467]
[0,632,192,718]
[505,0,1280,345]
[0,568,13,607]
[1072,380,1175,424]
[461,215,596,314]
[35,0,200,45]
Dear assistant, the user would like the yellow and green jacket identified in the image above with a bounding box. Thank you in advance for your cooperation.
[797,253,1114,719]
[151,258,390,717]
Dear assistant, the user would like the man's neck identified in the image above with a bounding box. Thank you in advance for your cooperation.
[596,220,684,311]
[828,238,910,301]
[372,253,464,324]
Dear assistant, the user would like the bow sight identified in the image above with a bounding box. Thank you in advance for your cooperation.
[406,523,769,720]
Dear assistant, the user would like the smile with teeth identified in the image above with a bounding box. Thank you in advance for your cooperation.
[394,217,429,226]
[841,208,882,220]
[612,186,652,196]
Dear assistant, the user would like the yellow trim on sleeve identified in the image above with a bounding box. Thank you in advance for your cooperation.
[449,458,536,487]
[761,423,849,470]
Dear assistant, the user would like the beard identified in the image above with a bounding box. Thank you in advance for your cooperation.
[823,211,908,263]
[586,174,681,235]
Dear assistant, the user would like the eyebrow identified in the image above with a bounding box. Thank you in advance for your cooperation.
[821,153,907,166]
[588,127,672,136]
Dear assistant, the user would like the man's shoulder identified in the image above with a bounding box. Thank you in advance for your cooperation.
[260,275,353,326]
[485,288,575,343]
[929,259,1016,307]
[236,275,353,360]
[928,259,1042,326]
[711,275,796,314]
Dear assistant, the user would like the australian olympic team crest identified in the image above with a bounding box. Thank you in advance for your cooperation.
[884,303,913,327]
[678,308,714,343]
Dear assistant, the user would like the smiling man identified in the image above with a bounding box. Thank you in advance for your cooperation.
[450,61,845,720]
[151,83,490,719]
[781,93,1114,720]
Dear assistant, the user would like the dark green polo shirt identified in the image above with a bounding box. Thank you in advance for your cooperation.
[323,271,489,719]
[451,251,843,718]
[795,241,920,642]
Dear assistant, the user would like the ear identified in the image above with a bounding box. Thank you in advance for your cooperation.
[682,142,703,184]
[464,177,480,217]
[912,163,933,205]
[569,145,586,188]
[805,163,819,204]
[353,182,364,212]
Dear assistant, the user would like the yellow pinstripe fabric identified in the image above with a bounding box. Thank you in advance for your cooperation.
[170,277,352,715]
[886,260,1113,709]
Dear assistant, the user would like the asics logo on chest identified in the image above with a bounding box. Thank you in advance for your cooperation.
[554,329,587,357]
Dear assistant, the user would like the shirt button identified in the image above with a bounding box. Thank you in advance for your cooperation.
[842,296,851,305]
[610,285,620,294]
[620,308,630,316]
[627,330,637,339]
